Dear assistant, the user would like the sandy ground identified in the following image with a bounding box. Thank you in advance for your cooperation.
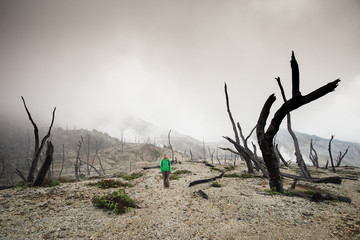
[0,161,359,240]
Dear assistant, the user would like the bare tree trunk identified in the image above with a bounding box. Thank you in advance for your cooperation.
[21,97,56,183]
[275,77,311,178]
[58,144,65,179]
[208,146,215,164]
[34,141,54,186]
[168,130,174,161]
[75,138,82,180]
[328,135,336,173]
[336,146,349,167]
[256,52,340,192]
[223,84,254,173]
[309,139,319,168]
[216,147,221,165]
[275,144,289,167]
[189,149,193,161]
[85,134,91,176]
[15,169,27,182]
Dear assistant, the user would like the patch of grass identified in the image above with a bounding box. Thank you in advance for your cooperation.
[65,201,74,206]
[42,179,61,187]
[264,188,281,195]
[224,165,236,172]
[173,170,192,175]
[87,179,133,189]
[14,181,30,189]
[223,173,241,178]
[336,169,360,177]
[357,190,360,194]
[223,172,254,178]
[309,169,327,176]
[210,167,224,173]
[92,189,137,214]
[211,181,222,188]
[169,174,180,180]
[160,170,191,181]
[115,172,144,181]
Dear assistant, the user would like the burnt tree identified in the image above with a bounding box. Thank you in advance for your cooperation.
[309,139,319,168]
[223,83,268,177]
[328,135,336,172]
[256,52,340,192]
[336,146,349,167]
[33,141,54,186]
[168,129,175,161]
[275,77,311,178]
[21,97,56,183]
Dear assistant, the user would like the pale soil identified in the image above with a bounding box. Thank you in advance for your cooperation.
[0,161,359,240]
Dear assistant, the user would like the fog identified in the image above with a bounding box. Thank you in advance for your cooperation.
[0,0,359,142]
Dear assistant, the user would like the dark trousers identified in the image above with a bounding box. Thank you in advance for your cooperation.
[162,171,170,188]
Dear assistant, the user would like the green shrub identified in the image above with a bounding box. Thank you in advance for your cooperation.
[169,174,180,180]
[92,189,137,214]
[115,172,144,180]
[173,170,192,175]
[211,181,222,188]
[87,179,133,189]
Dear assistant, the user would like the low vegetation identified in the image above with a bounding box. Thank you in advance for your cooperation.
[223,172,254,178]
[211,181,222,188]
[92,189,137,214]
[87,179,133,189]
[114,172,144,181]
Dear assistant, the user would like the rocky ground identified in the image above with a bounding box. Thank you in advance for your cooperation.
[0,161,359,240]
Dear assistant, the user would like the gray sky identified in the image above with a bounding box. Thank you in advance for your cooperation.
[0,0,359,142]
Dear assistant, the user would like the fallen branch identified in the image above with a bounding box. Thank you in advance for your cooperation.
[189,173,224,187]
[194,189,209,200]
[143,166,159,170]
[280,172,357,184]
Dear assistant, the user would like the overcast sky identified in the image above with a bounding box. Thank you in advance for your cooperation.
[0,0,359,143]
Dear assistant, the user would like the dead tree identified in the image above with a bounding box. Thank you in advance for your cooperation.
[75,138,82,180]
[216,147,221,165]
[84,134,91,176]
[223,84,268,176]
[336,146,349,167]
[189,149,193,161]
[168,129,174,161]
[328,135,336,172]
[21,96,56,183]
[275,144,290,167]
[208,147,215,164]
[275,77,311,178]
[92,140,105,175]
[256,52,340,192]
[309,139,319,168]
[33,141,54,186]
[58,144,65,179]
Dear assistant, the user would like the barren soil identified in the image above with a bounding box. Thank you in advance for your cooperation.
[1,161,359,240]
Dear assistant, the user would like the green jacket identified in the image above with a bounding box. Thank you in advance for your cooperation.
[160,158,171,173]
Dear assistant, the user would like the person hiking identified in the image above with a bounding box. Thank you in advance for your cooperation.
[160,154,171,188]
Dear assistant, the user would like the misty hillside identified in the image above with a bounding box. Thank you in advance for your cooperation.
[1,113,360,187]
[114,116,360,167]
